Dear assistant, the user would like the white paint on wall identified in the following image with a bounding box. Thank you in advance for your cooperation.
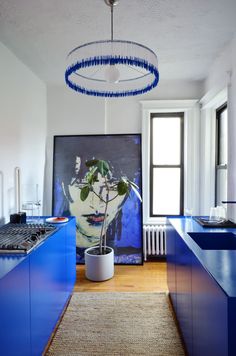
[1,31,234,222]
[44,79,203,214]
[227,36,236,221]
[44,85,106,214]
[200,34,236,221]
[105,80,203,134]
[199,89,227,215]
[0,41,47,223]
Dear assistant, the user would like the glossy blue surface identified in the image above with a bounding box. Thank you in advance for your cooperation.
[167,217,236,356]
[188,231,236,250]
[166,225,177,310]
[175,232,193,355]
[0,217,76,356]
[0,257,31,356]
[169,217,236,297]
[30,227,67,355]
[191,252,228,356]
[0,254,27,279]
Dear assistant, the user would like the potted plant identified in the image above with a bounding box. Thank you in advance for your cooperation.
[80,159,142,281]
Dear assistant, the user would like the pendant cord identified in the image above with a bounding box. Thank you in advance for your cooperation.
[111,4,114,41]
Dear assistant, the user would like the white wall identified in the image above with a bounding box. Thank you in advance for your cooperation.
[228,36,236,221]
[44,80,203,214]
[106,79,203,134]
[0,31,235,222]
[44,85,106,214]
[0,42,47,223]
[200,35,236,221]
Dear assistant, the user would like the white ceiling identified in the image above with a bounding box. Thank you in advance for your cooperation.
[0,0,236,85]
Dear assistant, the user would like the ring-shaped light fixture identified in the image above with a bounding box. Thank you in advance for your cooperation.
[65,1,159,97]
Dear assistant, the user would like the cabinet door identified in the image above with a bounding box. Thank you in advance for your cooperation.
[30,228,67,355]
[65,218,76,296]
[166,224,177,309]
[175,234,193,355]
[0,258,30,356]
[192,255,228,356]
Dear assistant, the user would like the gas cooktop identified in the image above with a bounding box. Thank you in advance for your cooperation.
[0,223,57,254]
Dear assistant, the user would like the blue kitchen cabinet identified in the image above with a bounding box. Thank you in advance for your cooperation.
[30,218,76,355]
[30,227,67,355]
[175,231,193,355]
[167,217,236,356]
[167,223,193,355]
[192,254,228,356]
[65,220,76,295]
[0,257,31,356]
[0,217,76,356]
[228,298,236,355]
[166,224,177,310]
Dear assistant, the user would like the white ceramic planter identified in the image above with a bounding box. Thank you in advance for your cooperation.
[85,246,114,282]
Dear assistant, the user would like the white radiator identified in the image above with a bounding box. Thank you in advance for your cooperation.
[143,225,166,261]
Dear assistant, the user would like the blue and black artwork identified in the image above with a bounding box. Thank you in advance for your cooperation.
[52,134,143,264]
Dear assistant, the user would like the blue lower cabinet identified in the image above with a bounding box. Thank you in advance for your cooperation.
[192,255,228,356]
[0,218,76,356]
[166,225,177,310]
[30,228,67,356]
[175,234,193,355]
[228,299,236,355]
[166,219,236,356]
[65,220,76,296]
[0,258,31,356]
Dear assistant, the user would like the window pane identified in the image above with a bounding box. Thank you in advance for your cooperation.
[152,117,181,165]
[153,168,181,215]
[216,168,227,206]
[219,108,227,165]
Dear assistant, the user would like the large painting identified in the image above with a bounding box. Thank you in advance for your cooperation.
[52,134,143,264]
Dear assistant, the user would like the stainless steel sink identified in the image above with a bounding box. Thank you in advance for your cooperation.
[187,232,236,250]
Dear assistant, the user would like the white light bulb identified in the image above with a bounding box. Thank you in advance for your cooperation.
[105,65,120,83]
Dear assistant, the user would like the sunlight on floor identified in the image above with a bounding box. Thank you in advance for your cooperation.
[74,261,168,292]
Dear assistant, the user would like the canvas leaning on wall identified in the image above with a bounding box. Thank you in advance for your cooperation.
[52,134,143,264]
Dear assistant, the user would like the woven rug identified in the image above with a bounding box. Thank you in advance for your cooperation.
[46,292,185,356]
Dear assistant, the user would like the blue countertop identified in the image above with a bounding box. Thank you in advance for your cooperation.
[0,217,73,280]
[169,217,236,298]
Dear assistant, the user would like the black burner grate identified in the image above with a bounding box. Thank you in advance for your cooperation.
[0,223,57,254]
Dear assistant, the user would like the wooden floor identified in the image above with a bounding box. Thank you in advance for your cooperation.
[74,261,168,292]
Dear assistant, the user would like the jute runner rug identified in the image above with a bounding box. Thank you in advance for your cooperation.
[46,292,185,356]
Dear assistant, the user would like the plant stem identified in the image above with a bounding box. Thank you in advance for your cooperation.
[99,177,109,254]
[92,190,106,204]
[102,200,108,253]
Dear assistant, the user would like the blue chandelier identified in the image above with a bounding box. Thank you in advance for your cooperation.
[65,0,159,98]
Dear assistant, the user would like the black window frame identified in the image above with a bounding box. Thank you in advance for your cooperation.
[150,112,184,217]
[215,102,227,206]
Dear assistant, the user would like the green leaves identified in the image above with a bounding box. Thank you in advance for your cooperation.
[117,177,142,201]
[85,159,99,167]
[117,181,129,195]
[80,159,142,203]
[85,159,110,177]
[97,160,110,177]
[120,177,142,202]
[129,183,142,202]
[80,185,90,201]
[80,160,111,202]
[85,166,98,184]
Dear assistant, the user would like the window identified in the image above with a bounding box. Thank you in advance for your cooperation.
[150,113,184,216]
[141,99,198,224]
[215,103,227,206]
